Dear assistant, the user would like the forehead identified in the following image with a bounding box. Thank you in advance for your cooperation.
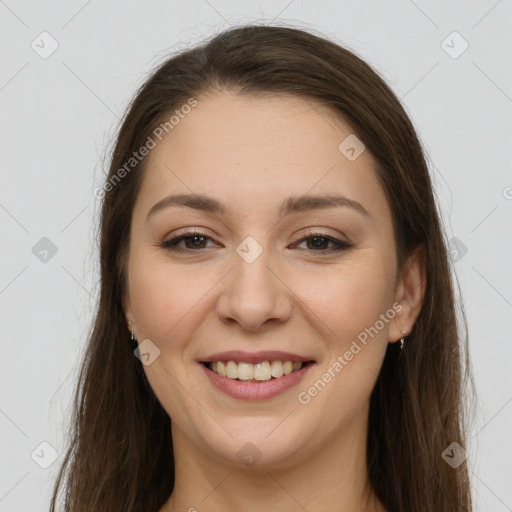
[135,91,390,222]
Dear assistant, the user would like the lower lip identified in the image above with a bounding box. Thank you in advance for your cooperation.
[201,363,314,401]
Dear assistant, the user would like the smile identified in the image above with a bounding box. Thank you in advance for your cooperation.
[199,351,316,400]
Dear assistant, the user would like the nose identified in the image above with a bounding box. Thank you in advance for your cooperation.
[216,247,293,332]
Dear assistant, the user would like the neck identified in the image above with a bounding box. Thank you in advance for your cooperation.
[160,405,386,512]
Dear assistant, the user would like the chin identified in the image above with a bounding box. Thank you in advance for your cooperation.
[194,416,310,469]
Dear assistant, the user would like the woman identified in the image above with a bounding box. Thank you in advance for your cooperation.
[50,24,474,511]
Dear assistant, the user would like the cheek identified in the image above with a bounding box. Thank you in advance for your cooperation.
[293,254,394,342]
[292,261,392,431]
[128,255,219,348]
[301,255,394,404]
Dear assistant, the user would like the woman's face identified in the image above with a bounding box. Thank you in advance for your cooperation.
[124,91,409,468]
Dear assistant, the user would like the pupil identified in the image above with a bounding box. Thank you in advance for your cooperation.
[189,235,204,247]
[310,237,326,249]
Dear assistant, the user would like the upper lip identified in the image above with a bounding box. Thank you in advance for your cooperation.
[200,350,315,364]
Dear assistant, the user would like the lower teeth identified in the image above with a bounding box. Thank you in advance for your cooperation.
[231,375,292,381]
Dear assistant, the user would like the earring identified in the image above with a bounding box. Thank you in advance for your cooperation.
[400,330,407,350]
[128,321,138,347]
[130,330,138,348]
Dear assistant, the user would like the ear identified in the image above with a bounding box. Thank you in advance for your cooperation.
[389,244,427,343]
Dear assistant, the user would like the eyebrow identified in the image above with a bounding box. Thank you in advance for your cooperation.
[145,193,371,222]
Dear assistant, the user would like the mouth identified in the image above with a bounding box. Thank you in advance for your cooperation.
[198,351,316,400]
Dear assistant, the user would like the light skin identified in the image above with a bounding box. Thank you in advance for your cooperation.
[123,91,426,511]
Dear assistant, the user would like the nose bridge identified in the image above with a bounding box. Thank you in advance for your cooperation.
[217,235,292,329]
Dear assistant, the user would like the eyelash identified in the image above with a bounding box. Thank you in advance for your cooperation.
[159,229,352,255]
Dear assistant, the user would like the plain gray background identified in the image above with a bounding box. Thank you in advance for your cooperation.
[1,1,511,510]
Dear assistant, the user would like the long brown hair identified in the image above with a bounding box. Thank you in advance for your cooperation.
[50,24,475,511]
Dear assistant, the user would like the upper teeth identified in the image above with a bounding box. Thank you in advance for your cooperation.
[209,360,303,381]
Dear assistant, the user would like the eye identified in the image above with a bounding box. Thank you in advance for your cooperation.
[160,230,217,253]
[293,232,352,254]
